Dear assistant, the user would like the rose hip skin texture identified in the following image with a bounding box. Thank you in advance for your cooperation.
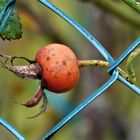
[35,44,79,93]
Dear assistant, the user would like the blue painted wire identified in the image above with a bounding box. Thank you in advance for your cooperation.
[37,0,140,94]
[42,70,119,140]
[0,3,15,32]
[0,0,139,139]
[118,75,140,94]
[108,37,140,74]
[37,1,140,139]
[37,0,113,63]
[0,0,13,20]
[0,1,25,139]
[0,0,16,33]
[0,118,25,140]
[108,37,140,95]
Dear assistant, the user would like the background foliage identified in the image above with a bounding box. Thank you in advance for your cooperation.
[0,0,22,40]
[0,0,140,140]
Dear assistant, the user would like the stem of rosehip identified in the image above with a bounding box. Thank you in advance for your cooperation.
[0,53,132,84]
[78,60,132,83]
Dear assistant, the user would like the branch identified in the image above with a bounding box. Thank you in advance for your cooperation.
[78,60,133,83]
[126,48,140,83]
[78,0,140,29]
[122,0,140,14]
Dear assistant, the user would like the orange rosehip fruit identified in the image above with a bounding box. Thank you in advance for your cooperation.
[35,44,79,93]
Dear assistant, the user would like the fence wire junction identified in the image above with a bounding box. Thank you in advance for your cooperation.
[0,0,140,140]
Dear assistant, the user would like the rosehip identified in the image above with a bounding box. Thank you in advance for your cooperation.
[35,44,79,93]
[0,43,80,118]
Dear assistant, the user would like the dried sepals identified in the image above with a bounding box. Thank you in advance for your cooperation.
[0,54,47,118]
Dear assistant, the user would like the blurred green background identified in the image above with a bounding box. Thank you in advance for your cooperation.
[0,0,140,140]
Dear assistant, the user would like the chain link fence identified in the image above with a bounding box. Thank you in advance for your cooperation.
[0,0,140,139]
